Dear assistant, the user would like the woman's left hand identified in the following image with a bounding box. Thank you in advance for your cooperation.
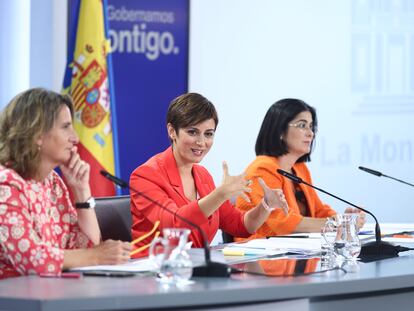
[344,207,366,229]
[258,178,289,215]
[60,147,91,201]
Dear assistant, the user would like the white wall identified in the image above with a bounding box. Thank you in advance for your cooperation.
[189,0,414,222]
[30,0,67,92]
[0,0,67,109]
[0,0,31,107]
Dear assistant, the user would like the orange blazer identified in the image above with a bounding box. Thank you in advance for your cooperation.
[130,147,250,257]
[235,156,336,239]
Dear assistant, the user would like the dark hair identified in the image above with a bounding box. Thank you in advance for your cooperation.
[255,98,317,163]
[166,93,218,141]
[0,88,74,178]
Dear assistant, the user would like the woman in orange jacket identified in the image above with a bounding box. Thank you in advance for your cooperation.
[235,98,365,239]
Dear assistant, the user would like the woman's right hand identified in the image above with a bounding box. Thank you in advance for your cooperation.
[219,161,252,202]
[90,240,131,265]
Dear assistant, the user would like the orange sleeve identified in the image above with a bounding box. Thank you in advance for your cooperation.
[313,194,336,218]
[299,164,336,218]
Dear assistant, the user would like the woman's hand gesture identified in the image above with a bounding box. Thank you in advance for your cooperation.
[220,161,252,202]
[258,178,289,215]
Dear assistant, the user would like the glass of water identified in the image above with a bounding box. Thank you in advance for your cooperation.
[149,228,193,285]
[322,214,361,263]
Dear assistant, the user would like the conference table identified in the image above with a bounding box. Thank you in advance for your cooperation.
[1,248,414,311]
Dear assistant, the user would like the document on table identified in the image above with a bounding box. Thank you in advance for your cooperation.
[70,258,157,273]
[69,248,226,273]
[359,223,414,242]
[360,223,414,235]
[262,237,321,255]
[223,237,321,257]
[382,237,414,243]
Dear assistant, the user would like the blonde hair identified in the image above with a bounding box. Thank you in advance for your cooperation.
[0,88,74,178]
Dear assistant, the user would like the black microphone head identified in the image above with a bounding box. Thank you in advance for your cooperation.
[100,170,109,177]
[358,166,382,177]
[276,169,303,184]
[100,170,129,188]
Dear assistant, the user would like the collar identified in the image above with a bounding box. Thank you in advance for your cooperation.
[163,146,182,188]
[161,146,208,200]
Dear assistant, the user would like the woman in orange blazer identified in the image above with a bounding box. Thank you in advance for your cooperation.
[130,93,288,257]
[235,99,365,239]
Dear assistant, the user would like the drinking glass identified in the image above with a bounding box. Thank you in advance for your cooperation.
[149,228,193,284]
[322,214,361,263]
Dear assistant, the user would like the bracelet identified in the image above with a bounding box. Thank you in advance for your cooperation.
[261,197,275,212]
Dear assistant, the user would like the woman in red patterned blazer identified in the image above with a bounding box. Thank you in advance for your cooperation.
[0,88,131,279]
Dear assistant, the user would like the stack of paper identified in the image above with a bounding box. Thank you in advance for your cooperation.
[71,258,157,273]
[222,237,321,259]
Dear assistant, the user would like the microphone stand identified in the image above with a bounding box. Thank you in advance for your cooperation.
[359,166,414,188]
[100,170,231,277]
[277,169,403,262]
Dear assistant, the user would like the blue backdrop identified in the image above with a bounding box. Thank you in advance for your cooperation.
[105,0,188,191]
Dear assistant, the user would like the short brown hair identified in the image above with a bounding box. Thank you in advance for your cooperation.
[166,93,218,141]
[0,88,74,178]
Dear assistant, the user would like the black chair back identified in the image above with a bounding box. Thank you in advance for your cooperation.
[95,195,132,242]
[222,231,234,244]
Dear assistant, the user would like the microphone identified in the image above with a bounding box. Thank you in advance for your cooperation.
[359,166,414,188]
[277,169,405,261]
[100,170,231,277]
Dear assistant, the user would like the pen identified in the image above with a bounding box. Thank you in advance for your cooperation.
[226,246,266,250]
[40,272,82,279]
[358,230,374,235]
[266,235,309,239]
[222,250,258,256]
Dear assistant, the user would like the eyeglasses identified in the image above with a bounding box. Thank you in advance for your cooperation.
[288,121,317,133]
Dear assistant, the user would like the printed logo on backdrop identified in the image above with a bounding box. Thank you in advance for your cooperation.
[105,0,188,189]
[317,0,414,168]
[108,5,180,60]
[351,0,414,114]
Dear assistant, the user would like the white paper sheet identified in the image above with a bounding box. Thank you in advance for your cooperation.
[225,238,321,256]
[71,258,157,273]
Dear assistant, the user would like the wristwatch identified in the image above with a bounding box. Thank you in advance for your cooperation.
[75,197,96,209]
